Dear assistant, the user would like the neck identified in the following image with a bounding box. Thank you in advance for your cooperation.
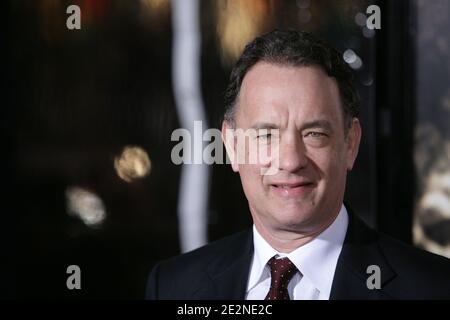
[252,209,340,253]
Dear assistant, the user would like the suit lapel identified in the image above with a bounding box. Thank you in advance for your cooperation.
[191,208,398,299]
[193,230,254,299]
[330,209,396,299]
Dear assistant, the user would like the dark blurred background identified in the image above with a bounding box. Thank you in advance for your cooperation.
[4,0,450,298]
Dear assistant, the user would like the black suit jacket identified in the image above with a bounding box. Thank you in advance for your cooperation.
[146,212,450,299]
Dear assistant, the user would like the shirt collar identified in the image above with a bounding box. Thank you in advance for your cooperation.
[248,204,348,297]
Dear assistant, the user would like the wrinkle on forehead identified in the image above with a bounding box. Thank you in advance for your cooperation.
[235,62,344,132]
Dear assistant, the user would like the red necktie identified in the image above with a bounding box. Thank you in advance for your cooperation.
[265,257,298,300]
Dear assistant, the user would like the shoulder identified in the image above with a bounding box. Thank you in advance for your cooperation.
[378,232,450,290]
[157,229,251,271]
[146,229,252,299]
[340,211,450,299]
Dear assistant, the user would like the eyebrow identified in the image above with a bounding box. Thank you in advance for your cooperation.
[250,122,280,130]
[300,119,333,132]
[250,120,333,132]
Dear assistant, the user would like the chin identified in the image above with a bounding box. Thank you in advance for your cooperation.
[284,200,315,215]
[275,208,315,228]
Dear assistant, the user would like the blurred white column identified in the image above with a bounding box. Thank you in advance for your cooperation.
[172,0,209,252]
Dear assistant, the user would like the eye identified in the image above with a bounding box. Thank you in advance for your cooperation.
[305,131,327,138]
[257,133,272,139]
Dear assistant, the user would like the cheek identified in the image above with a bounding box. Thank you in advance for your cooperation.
[239,164,264,191]
[310,147,347,181]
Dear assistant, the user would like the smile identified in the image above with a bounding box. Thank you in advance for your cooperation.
[270,182,316,197]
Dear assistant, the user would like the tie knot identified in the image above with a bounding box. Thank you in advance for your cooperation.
[265,257,298,300]
[267,257,297,286]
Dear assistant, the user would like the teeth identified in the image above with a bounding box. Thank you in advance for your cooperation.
[272,183,313,189]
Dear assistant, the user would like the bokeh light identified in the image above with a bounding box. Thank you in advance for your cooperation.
[114,146,152,183]
[66,186,106,227]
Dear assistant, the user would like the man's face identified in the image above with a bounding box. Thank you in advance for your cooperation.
[222,62,361,235]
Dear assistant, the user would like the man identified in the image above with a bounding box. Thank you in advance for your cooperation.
[147,30,450,299]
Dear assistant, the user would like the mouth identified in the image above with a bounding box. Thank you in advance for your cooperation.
[269,182,316,197]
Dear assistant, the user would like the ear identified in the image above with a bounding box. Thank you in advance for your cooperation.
[222,120,239,172]
[346,118,362,171]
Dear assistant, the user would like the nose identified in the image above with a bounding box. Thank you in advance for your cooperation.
[277,134,308,173]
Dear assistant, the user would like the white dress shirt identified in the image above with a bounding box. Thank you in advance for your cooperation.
[245,205,349,300]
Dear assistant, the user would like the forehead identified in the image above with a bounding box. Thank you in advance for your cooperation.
[236,62,343,127]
